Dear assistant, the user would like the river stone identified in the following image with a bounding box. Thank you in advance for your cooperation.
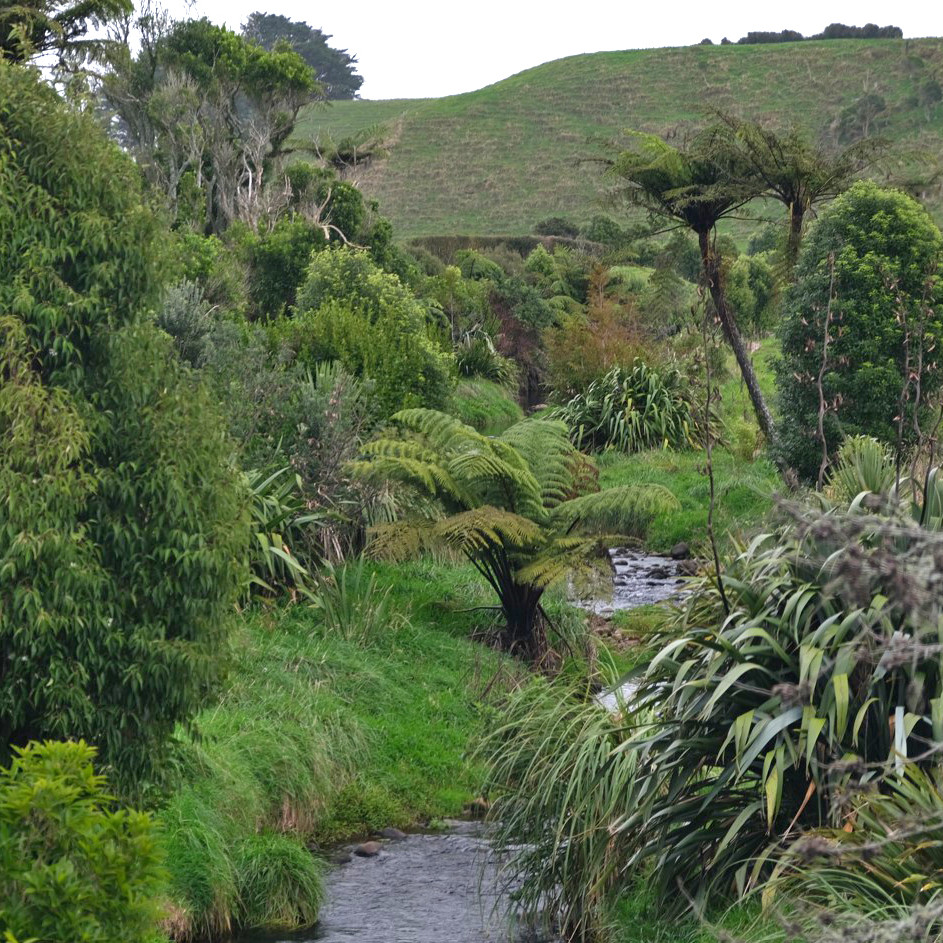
[671,542,690,560]
[465,797,490,819]
[678,559,700,575]
[354,841,382,857]
[329,850,353,865]
[379,827,407,841]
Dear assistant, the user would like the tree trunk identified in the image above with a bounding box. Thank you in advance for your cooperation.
[698,230,776,444]
[786,203,805,274]
[499,580,547,664]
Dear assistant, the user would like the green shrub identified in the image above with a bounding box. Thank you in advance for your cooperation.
[0,65,249,792]
[282,247,456,416]
[246,216,326,319]
[615,501,943,906]
[776,182,943,479]
[549,360,705,453]
[0,741,164,943]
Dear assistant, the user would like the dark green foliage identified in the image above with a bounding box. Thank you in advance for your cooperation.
[0,64,249,792]
[534,216,580,238]
[776,182,943,480]
[246,216,326,319]
[283,247,456,416]
[242,11,362,99]
[550,361,705,453]
[580,214,627,247]
[0,0,130,63]
[0,741,164,942]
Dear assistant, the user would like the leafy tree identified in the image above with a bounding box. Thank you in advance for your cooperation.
[277,247,455,416]
[354,410,678,661]
[0,740,164,942]
[712,112,883,271]
[837,93,888,143]
[242,11,362,99]
[607,130,776,441]
[102,17,318,232]
[0,0,129,64]
[776,182,943,479]
[0,63,249,791]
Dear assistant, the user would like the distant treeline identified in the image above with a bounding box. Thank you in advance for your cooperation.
[699,23,903,46]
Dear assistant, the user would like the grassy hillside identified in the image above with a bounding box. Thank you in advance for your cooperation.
[295,38,943,239]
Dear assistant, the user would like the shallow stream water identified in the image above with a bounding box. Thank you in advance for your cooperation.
[237,821,554,943]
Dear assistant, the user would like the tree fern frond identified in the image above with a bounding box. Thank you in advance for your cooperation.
[365,520,439,562]
[500,418,578,509]
[550,485,679,537]
[515,537,600,589]
[431,507,544,556]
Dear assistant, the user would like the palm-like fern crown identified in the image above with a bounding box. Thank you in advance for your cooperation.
[353,410,679,587]
[355,409,575,523]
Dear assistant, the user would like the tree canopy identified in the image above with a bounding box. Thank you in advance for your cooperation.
[0,62,249,792]
[242,12,362,99]
[0,0,130,64]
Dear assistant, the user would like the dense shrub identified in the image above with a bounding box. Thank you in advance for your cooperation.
[246,216,326,319]
[282,248,455,416]
[616,489,943,905]
[0,741,164,942]
[549,361,702,453]
[0,64,249,792]
[533,216,580,238]
[776,182,943,480]
[545,292,651,397]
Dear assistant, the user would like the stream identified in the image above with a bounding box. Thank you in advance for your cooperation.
[237,820,553,943]
[237,552,686,943]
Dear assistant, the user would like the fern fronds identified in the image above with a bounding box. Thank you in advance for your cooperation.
[432,507,544,556]
[550,485,679,536]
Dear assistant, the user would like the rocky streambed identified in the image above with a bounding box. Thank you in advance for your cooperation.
[574,546,692,616]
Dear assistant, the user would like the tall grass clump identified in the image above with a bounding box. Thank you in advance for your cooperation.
[159,617,362,938]
[311,557,399,645]
[448,378,524,435]
[480,680,641,941]
[549,360,704,453]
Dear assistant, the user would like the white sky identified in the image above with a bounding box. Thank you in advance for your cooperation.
[167,1,942,99]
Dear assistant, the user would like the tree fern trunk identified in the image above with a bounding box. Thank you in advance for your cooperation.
[698,229,776,443]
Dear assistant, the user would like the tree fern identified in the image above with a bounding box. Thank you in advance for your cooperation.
[353,410,680,660]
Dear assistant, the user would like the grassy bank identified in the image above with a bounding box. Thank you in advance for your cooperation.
[597,448,780,554]
[158,561,521,939]
[298,39,943,238]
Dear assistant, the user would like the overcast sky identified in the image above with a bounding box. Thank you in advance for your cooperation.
[168,0,942,99]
